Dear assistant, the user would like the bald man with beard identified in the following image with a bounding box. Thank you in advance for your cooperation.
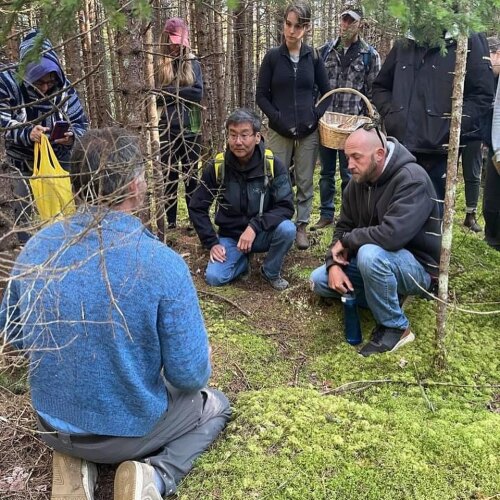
[310,127,442,357]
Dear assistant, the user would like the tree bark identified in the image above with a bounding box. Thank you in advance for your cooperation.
[435,32,468,370]
[105,23,123,123]
[234,1,254,108]
[143,23,161,235]
[90,0,113,126]
[80,0,98,125]
[62,14,86,99]
[114,3,148,132]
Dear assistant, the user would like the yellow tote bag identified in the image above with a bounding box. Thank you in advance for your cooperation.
[30,134,76,221]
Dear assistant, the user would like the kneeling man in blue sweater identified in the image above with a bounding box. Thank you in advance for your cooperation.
[0,128,231,499]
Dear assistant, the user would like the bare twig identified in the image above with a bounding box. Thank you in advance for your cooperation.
[198,290,251,316]
[409,274,500,315]
[413,362,435,412]
[231,362,252,390]
[321,379,500,396]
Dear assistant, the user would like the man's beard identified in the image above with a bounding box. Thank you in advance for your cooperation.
[354,155,378,184]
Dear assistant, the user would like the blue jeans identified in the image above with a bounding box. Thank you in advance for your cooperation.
[310,244,431,329]
[206,220,296,286]
[318,146,350,220]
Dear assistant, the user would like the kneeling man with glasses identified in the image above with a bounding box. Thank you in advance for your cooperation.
[189,108,296,291]
[310,124,441,356]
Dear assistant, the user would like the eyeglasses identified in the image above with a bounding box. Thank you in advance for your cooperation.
[228,133,255,142]
[356,122,385,149]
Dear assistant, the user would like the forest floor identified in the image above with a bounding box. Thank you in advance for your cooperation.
[0,179,499,499]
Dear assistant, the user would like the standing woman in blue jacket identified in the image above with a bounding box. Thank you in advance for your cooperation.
[157,18,203,229]
[256,2,330,250]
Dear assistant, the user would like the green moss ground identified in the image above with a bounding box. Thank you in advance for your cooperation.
[175,178,500,499]
[1,176,498,499]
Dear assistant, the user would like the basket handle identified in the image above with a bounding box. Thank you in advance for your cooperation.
[316,87,375,118]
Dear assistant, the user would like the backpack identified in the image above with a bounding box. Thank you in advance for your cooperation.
[214,149,275,185]
[213,149,275,217]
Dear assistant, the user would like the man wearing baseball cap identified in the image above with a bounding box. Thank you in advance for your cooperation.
[341,5,363,22]
[313,3,381,230]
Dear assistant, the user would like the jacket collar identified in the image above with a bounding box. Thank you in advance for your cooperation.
[279,42,313,58]
[333,36,370,53]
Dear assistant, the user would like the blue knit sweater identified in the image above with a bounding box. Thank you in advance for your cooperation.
[0,208,211,437]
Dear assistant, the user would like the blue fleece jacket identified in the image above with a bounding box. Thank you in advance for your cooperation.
[0,208,211,437]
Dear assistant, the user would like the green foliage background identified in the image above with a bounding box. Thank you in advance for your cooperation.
[364,0,500,47]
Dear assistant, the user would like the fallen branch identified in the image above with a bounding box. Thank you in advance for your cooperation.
[409,274,500,315]
[413,362,435,412]
[231,362,252,390]
[199,290,251,316]
[321,379,500,396]
[292,356,306,387]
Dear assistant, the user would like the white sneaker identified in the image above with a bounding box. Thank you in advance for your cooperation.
[51,451,97,500]
[114,461,163,500]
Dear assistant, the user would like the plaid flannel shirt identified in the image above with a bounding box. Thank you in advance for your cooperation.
[320,37,381,116]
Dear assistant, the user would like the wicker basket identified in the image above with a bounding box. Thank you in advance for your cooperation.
[316,88,375,150]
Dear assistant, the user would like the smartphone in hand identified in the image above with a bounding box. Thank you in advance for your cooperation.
[50,121,70,141]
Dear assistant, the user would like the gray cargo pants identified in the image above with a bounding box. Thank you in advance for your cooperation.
[267,128,319,225]
[37,386,231,496]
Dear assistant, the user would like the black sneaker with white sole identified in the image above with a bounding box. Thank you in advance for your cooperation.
[359,325,415,357]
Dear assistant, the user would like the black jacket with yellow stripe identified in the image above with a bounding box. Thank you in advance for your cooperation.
[189,141,294,249]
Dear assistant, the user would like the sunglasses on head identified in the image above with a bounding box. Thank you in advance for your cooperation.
[356,122,385,149]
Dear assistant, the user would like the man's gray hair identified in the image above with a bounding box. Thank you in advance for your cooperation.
[225,108,261,134]
[70,127,144,206]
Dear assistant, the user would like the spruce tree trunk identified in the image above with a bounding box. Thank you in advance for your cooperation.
[90,1,113,126]
[435,33,468,369]
[192,1,225,153]
[234,1,254,108]
[105,23,123,123]
[62,17,86,99]
[226,9,235,111]
[114,3,148,132]
[80,0,99,125]
[143,23,160,235]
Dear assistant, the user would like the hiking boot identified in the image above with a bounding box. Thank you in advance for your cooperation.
[311,217,334,230]
[51,451,97,500]
[358,325,415,357]
[295,224,310,250]
[463,213,482,232]
[260,266,289,291]
[114,461,162,500]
